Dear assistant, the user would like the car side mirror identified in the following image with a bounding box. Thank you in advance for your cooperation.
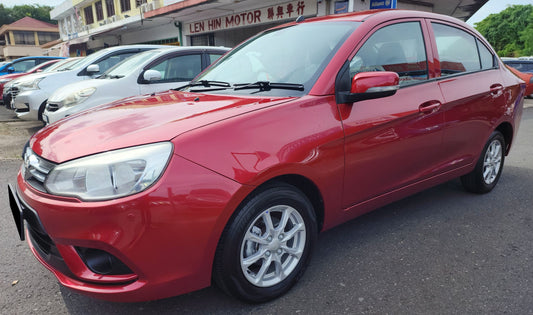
[7,66,15,73]
[337,71,399,104]
[143,69,162,82]
[86,64,100,74]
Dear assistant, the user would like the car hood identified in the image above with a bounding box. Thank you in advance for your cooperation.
[31,90,295,163]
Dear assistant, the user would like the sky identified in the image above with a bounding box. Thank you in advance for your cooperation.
[1,0,532,25]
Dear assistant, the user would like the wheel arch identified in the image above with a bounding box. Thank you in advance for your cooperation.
[226,174,325,239]
[495,121,513,155]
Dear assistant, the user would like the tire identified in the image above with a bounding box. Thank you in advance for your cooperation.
[461,131,505,194]
[213,182,317,303]
[37,100,47,122]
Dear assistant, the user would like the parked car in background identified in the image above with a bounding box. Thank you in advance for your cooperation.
[0,59,63,106]
[0,56,65,76]
[504,63,533,98]
[502,57,533,74]
[3,58,83,109]
[11,45,166,121]
[44,46,229,124]
[9,10,524,303]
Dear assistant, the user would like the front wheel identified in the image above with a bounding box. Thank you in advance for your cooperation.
[461,131,505,194]
[213,183,317,303]
[37,100,47,122]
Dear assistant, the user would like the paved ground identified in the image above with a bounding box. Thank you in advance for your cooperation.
[0,107,42,160]
[1,100,532,314]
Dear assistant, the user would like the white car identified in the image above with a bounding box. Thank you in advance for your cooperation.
[12,45,167,121]
[3,58,83,109]
[44,46,229,124]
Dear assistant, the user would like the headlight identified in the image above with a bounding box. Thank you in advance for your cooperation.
[44,142,173,201]
[18,77,44,91]
[0,78,12,84]
[50,87,96,108]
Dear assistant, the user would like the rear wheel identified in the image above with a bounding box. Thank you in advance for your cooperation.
[461,131,505,194]
[213,182,317,303]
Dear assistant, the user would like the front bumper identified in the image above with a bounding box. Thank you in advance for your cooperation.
[14,90,48,121]
[43,102,81,125]
[9,155,247,302]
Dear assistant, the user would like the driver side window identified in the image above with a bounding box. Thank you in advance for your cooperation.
[147,54,202,83]
[350,22,428,87]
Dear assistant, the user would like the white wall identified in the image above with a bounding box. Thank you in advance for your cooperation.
[121,23,180,44]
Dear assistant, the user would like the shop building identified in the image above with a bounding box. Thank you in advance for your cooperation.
[51,0,488,52]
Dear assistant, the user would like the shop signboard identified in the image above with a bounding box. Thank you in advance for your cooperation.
[369,0,397,9]
[184,0,317,36]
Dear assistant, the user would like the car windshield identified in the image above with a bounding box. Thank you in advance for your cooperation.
[188,21,359,96]
[101,50,161,78]
[47,58,84,72]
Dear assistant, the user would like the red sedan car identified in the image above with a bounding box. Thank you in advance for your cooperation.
[9,9,524,303]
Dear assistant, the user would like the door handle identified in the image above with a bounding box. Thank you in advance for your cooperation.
[490,84,504,96]
[419,100,442,113]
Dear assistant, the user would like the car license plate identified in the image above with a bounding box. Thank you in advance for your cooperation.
[8,184,25,241]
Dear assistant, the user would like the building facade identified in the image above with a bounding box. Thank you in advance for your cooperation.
[0,17,60,61]
[50,0,164,56]
[51,0,488,54]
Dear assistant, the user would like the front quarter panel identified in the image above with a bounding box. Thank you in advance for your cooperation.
[174,95,346,230]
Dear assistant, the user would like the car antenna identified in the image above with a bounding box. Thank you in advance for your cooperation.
[296,16,305,23]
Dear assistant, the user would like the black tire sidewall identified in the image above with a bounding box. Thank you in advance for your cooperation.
[214,183,317,303]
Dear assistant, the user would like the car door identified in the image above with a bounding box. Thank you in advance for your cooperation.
[339,20,447,210]
[139,53,203,95]
[429,21,505,172]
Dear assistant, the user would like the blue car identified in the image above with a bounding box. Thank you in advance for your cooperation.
[0,56,65,76]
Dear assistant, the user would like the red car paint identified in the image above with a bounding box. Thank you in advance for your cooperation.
[11,10,524,302]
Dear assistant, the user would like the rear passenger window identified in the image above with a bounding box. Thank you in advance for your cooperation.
[477,40,495,69]
[350,22,428,87]
[432,23,494,75]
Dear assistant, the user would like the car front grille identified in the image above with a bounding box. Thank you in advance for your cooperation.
[22,147,56,193]
[10,86,19,98]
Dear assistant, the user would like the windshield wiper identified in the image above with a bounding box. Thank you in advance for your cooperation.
[175,80,232,92]
[233,81,304,92]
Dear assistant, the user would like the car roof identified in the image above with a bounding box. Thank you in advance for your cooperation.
[148,46,230,54]
[12,56,64,62]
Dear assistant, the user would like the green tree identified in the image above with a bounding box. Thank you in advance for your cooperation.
[475,4,533,57]
[0,4,55,27]
[0,4,16,26]
[519,10,533,56]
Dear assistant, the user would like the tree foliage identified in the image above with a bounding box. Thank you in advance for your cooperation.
[475,4,533,57]
[0,4,56,27]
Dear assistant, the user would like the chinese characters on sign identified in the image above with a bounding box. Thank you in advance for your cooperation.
[184,0,317,36]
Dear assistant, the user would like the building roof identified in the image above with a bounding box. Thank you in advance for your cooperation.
[8,16,57,29]
[0,16,59,35]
